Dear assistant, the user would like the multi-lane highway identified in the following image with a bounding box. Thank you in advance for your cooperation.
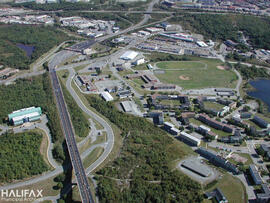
[50,68,94,203]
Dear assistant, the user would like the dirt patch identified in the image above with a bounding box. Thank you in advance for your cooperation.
[179,75,190,80]
[217,66,226,70]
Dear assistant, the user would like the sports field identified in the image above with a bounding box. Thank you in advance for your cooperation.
[154,59,238,90]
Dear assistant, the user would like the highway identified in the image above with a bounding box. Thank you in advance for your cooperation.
[49,68,94,203]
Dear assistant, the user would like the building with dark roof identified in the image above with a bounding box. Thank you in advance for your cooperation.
[196,147,239,174]
[205,188,228,203]
[257,184,270,203]
[249,164,263,185]
[253,116,270,128]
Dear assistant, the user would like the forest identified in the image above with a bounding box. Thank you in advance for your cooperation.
[0,131,49,182]
[171,14,270,49]
[0,25,70,69]
[61,82,89,138]
[234,63,269,80]
[0,73,66,163]
[86,95,203,202]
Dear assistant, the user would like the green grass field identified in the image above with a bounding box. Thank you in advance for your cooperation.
[155,59,238,90]
[189,118,231,137]
[205,173,247,203]
[204,101,225,110]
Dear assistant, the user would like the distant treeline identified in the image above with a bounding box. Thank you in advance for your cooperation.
[171,14,270,49]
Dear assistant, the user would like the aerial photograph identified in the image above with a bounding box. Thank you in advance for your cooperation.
[0,0,270,202]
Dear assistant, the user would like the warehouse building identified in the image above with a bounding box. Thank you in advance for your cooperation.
[8,107,42,126]
[100,92,114,102]
[120,51,138,60]
[249,164,263,185]
[179,131,201,146]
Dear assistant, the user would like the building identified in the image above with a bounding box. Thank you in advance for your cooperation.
[164,121,174,130]
[240,112,252,119]
[148,112,164,125]
[249,164,263,185]
[219,135,242,144]
[252,116,270,128]
[197,125,211,135]
[8,107,42,126]
[170,127,180,136]
[100,92,114,102]
[205,188,228,203]
[120,101,132,112]
[120,51,138,60]
[117,90,132,99]
[196,147,239,174]
[133,58,145,66]
[257,184,270,203]
[163,122,180,135]
[179,131,201,146]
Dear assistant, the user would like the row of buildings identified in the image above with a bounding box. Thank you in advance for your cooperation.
[0,15,54,25]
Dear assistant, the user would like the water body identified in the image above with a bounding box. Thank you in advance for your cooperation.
[247,79,270,112]
[16,44,35,58]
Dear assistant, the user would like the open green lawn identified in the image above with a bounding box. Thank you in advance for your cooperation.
[204,101,225,110]
[160,99,181,106]
[189,118,231,137]
[155,59,238,90]
[205,173,247,203]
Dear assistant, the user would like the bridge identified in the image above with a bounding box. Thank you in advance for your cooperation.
[49,68,94,203]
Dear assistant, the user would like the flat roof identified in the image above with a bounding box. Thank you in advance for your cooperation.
[180,131,201,143]
[12,111,40,122]
[120,101,132,112]
[120,51,138,60]
[164,122,174,128]
[181,159,211,177]
[100,92,113,101]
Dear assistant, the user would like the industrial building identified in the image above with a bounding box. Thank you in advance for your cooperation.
[179,131,201,146]
[8,107,42,126]
[120,51,138,60]
[249,164,263,185]
[100,92,114,102]
[181,159,210,177]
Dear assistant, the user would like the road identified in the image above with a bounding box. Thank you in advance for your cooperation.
[50,68,94,203]
[66,68,115,175]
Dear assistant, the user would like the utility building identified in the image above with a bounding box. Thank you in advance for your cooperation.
[8,107,42,126]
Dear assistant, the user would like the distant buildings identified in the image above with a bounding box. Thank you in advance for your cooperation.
[196,147,239,174]
[8,107,42,126]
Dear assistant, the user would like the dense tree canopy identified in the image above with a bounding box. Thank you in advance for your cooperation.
[171,14,270,49]
[0,132,49,182]
[0,25,70,69]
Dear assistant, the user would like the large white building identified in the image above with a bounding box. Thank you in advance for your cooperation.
[180,132,201,146]
[100,92,114,102]
[120,51,138,60]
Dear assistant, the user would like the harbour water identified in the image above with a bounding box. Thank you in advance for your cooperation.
[248,79,270,112]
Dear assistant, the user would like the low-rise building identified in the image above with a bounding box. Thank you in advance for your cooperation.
[100,92,114,102]
[205,188,228,203]
[8,107,42,126]
[196,147,239,174]
[179,131,201,146]
[253,116,270,128]
[257,184,270,203]
[249,164,263,185]
[117,90,132,99]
